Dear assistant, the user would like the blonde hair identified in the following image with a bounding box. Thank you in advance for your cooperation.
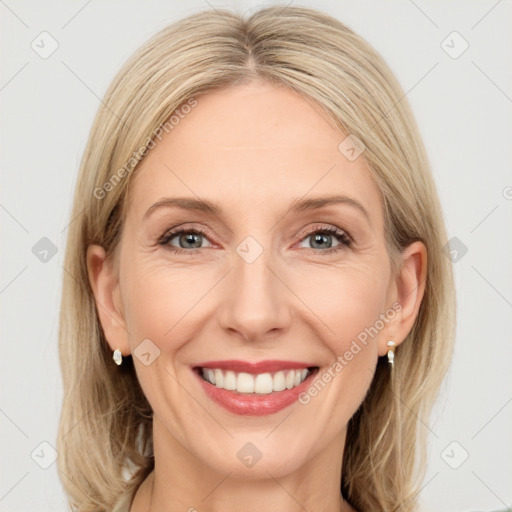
[57,6,456,511]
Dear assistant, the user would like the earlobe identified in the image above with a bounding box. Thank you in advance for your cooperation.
[378,241,427,357]
[86,244,130,356]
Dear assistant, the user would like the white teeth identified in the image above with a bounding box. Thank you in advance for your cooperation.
[237,372,255,393]
[200,367,311,394]
[255,373,273,394]
[273,371,286,392]
[224,370,237,390]
[285,370,295,389]
[214,369,224,388]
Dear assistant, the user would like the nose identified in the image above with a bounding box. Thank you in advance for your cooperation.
[217,242,292,343]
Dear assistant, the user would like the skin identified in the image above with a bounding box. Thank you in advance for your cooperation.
[87,79,427,512]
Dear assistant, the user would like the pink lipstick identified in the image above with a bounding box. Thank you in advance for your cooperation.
[192,360,319,416]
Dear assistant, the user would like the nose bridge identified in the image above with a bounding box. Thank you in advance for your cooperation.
[217,234,291,341]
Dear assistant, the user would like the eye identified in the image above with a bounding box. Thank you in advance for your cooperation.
[297,224,352,254]
[158,223,352,255]
[158,227,213,254]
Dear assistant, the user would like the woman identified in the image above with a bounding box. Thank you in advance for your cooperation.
[57,6,456,512]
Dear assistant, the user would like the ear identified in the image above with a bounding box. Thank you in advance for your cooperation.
[378,241,427,357]
[86,244,130,357]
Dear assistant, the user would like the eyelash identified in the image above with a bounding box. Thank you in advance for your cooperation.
[158,224,352,256]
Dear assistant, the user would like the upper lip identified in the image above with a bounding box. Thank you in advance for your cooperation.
[194,360,317,374]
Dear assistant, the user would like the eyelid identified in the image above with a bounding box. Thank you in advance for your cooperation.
[295,223,352,243]
[158,224,214,246]
[158,222,353,253]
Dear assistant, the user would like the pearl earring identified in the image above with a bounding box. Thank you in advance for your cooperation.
[386,340,396,366]
[113,348,123,366]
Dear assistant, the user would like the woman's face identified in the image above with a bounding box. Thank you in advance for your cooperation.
[89,80,425,480]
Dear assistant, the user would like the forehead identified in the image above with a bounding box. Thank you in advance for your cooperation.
[128,81,383,228]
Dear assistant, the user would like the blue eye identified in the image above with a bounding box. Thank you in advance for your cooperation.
[298,225,352,254]
[158,224,352,255]
[159,228,212,254]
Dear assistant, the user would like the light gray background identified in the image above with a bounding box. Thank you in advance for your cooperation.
[1,1,511,511]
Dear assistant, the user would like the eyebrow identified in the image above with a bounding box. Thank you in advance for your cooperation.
[144,194,371,224]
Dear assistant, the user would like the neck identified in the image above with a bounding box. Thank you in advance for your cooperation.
[130,416,357,512]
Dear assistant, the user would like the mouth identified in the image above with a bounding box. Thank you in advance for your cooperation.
[194,366,316,394]
[192,360,319,415]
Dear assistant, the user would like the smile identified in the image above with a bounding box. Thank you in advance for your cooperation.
[199,367,311,394]
[192,360,319,416]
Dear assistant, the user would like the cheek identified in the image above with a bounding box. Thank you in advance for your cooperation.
[291,265,387,426]
[119,245,230,364]
[122,264,207,345]
[290,260,389,408]
[289,260,390,349]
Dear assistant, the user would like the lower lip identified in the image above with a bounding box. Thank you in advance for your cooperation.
[193,367,318,416]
